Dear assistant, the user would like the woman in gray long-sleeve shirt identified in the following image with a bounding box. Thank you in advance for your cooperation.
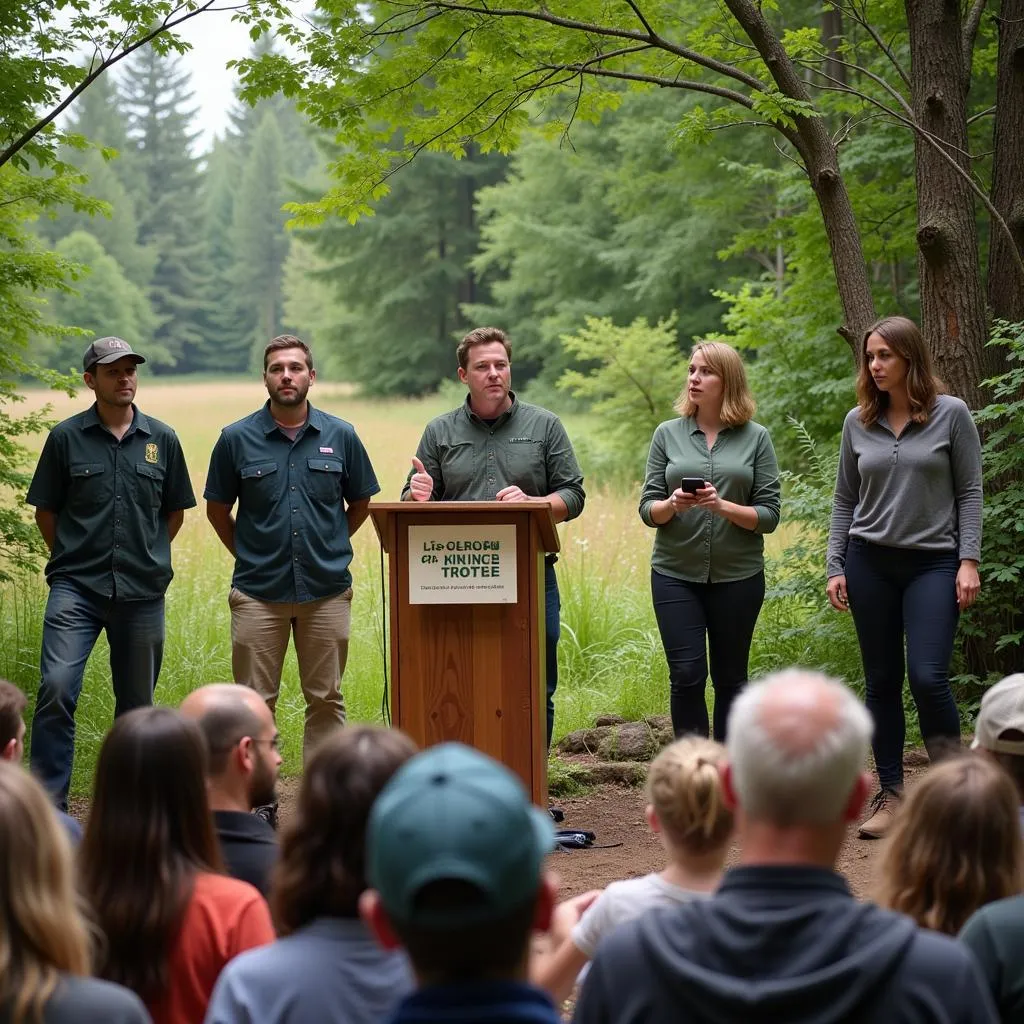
[640,342,781,740]
[826,316,983,841]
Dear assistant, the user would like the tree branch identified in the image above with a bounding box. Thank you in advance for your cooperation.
[833,0,912,90]
[963,0,989,87]
[421,0,769,91]
[0,1,256,169]
[624,0,656,38]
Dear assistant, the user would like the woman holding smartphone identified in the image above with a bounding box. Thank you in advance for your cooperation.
[639,341,781,739]
[827,315,982,840]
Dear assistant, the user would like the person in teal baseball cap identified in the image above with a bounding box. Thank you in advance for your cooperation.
[360,742,566,1024]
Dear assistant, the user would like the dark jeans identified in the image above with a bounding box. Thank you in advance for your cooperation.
[651,568,765,740]
[30,578,164,809]
[545,561,559,750]
[845,539,961,790]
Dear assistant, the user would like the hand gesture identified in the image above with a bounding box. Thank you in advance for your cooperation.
[667,487,699,514]
[408,457,433,502]
[827,574,849,612]
[496,485,531,502]
[694,483,721,512]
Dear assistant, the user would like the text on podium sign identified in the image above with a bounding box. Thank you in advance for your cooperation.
[408,524,518,604]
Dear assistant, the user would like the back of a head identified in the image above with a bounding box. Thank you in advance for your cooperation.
[0,762,90,1022]
[878,754,1024,935]
[180,683,267,777]
[647,737,733,854]
[272,725,417,934]
[366,742,553,982]
[727,669,873,826]
[0,679,27,753]
[80,706,222,1002]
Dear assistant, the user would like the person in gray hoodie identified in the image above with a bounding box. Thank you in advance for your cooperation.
[574,668,997,1024]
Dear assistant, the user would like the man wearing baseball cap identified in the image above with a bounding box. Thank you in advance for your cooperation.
[360,742,567,1024]
[24,337,195,809]
[971,673,1024,833]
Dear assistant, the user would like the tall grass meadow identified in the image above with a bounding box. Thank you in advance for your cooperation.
[2,376,873,796]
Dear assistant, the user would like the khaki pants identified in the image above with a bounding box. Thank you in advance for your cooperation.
[229,587,353,763]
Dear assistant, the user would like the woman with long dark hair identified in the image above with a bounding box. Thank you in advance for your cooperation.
[205,726,418,1023]
[80,707,274,1024]
[639,341,781,739]
[827,316,983,839]
[0,761,149,1024]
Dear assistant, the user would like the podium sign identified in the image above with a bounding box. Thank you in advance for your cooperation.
[408,524,517,604]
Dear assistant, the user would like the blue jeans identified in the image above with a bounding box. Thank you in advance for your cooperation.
[845,539,961,790]
[651,568,765,740]
[545,561,559,750]
[30,578,164,809]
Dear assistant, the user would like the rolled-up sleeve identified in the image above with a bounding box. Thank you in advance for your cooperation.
[750,429,781,534]
[546,418,585,521]
[638,425,668,528]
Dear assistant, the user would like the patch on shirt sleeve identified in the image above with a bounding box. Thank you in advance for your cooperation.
[145,443,159,464]
[508,437,535,443]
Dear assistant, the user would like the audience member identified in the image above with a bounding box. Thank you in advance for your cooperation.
[0,761,150,1023]
[0,679,81,844]
[960,888,1024,1023]
[205,726,418,1023]
[180,684,282,894]
[878,755,1023,935]
[360,742,567,1024]
[80,707,274,1024]
[534,736,732,1003]
[573,668,998,1023]
[971,673,1024,830]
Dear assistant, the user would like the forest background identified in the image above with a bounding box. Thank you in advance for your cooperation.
[2,0,1023,789]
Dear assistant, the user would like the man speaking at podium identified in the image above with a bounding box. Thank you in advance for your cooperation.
[402,327,585,748]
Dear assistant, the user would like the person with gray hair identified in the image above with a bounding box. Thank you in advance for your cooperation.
[574,668,998,1024]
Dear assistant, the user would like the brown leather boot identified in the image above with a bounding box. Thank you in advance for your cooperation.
[858,788,903,839]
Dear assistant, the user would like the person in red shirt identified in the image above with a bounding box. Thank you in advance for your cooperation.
[80,706,274,1024]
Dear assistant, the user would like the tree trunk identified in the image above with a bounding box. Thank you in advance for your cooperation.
[905,0,990,407]
[726,0,877,353]
[987,0,1024,323]
[822,7,847,87]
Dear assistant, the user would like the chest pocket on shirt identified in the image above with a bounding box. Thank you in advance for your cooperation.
[132,462,165,508]
[503,440,545,491]
[240,461,279,512]
[438,441,477,489]
[307,457,343,502]
[69,462,106,511]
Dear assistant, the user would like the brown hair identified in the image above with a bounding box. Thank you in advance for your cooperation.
[674,341,756,427]
[0,763,91,1024]
[877,755,1024,935]
[647,737,733,855]
[271,726,417,934]
[0,679,27,750]
[856,316,944,426]
[456,327,511,371]
[80,707,224,1003]
[264,335,313,372]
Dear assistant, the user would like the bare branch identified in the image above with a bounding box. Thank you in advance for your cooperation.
[833,0,912,90]
[962,0,988,86]
[967,105,996,125]
[624,0,656,38]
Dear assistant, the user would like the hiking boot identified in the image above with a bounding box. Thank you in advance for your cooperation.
[858,788,903,840]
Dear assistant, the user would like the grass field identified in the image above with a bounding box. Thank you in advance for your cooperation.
[1,378,857,794]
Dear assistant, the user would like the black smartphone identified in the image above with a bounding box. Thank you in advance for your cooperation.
[680,477,705,494]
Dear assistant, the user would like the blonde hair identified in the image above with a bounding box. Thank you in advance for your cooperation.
[0,762,91,1024]
[877,755,1024,935]
[674,341,756,427]
[646,737,733,855]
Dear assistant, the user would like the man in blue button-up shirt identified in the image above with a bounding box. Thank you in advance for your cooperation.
[205,336,380,765]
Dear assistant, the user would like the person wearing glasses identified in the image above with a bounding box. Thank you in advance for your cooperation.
[180,683,283,895]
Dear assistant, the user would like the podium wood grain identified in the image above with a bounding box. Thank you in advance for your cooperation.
[372,502,553,804]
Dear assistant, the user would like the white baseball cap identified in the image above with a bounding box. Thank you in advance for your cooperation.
[972,674,1024,755]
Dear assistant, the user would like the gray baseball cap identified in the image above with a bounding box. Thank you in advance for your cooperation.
[83,337,146,372]
[972,674,1024,755]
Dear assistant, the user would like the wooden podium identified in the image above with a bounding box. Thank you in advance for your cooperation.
[370,502,558,805]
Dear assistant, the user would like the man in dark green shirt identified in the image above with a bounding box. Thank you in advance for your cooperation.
[403,327,585,746]
[25,337,196,809]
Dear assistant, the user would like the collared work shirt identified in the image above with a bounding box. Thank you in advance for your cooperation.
[400,394,585,519]
[639,416,781,583]
[26,404,196,600]
[204,402,380,603]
